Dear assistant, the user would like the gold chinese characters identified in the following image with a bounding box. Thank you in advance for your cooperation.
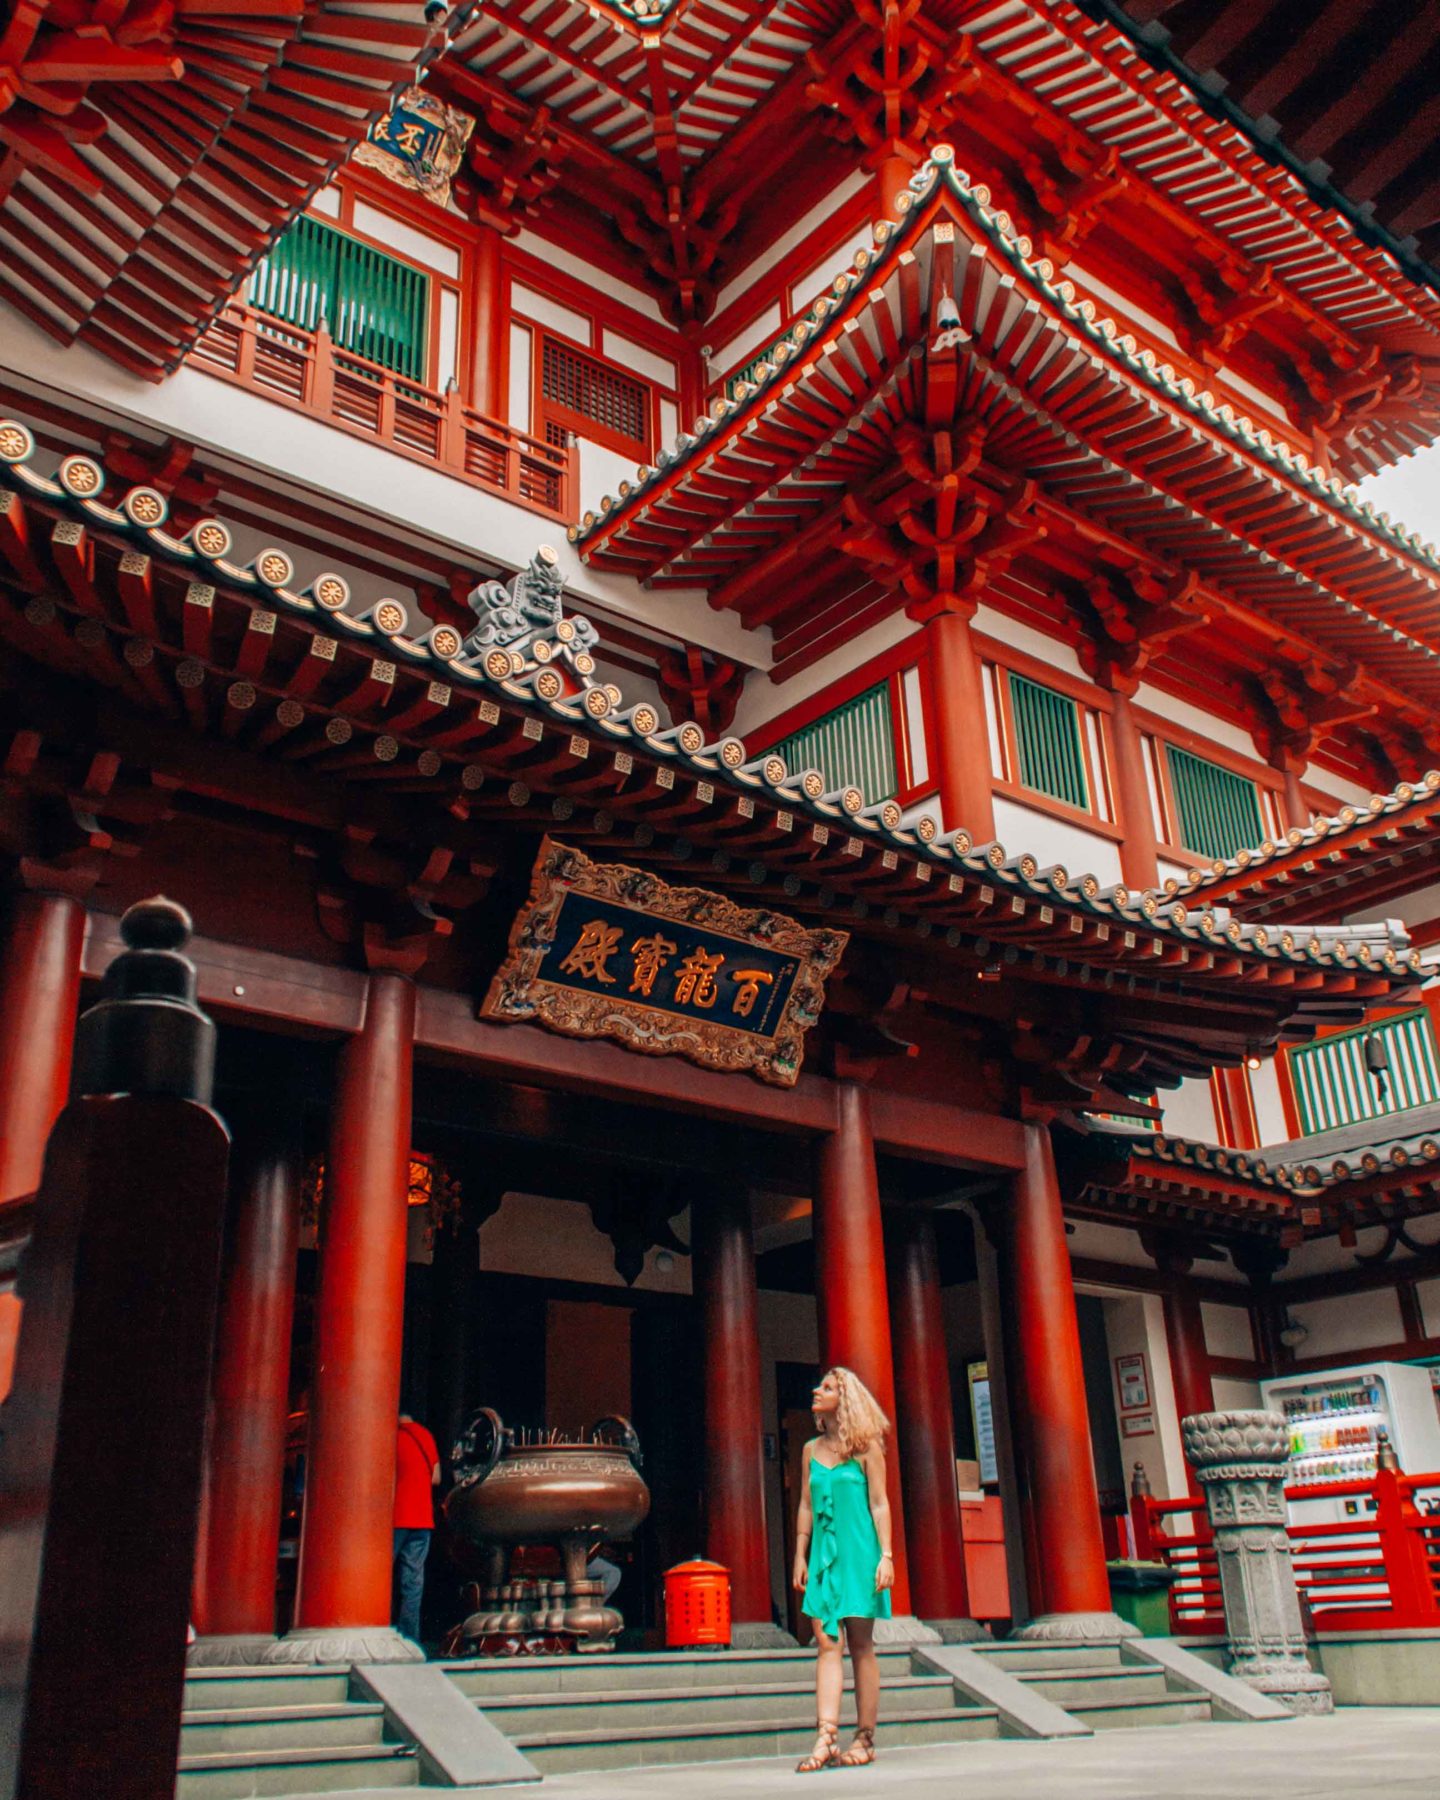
[557,917,778,1022]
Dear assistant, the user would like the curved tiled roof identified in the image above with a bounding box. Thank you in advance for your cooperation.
[576,151,1440,579]
[0,416,1424,1007]
[1161,770,1440,908]
[1099,1113,1440,1201]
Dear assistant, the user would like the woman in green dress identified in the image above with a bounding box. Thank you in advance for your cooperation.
[791,1366,894,1771]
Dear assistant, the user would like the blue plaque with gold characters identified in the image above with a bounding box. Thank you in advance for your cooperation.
[353,85,475,206]
[482,839,848,1086]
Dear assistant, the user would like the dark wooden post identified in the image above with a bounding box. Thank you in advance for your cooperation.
[1006,1122,1132,1640]
[190,1106,303,1661]
[694,1184,790,1646]
[0,891,85,1207]
[886,1207,980,1635]
[812,1082,913,1618]
[0,897,230,1800]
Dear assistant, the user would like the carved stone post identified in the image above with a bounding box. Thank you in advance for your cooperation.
[1182,1411,1333,1714]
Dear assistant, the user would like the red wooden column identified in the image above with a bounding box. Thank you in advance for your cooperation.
[694,1186,789,1646]
[1165,1284,1214,1432]
[1106,684,1160,892]
[812,1082,912,1617]
[0,892,85,1207]
[922,607,996,844]
[1007,1122,1129,1638]
[191,1108,302,1662]
[273,974,422,1663]
[1276,757,1310,832]
[886,1208,977,1632]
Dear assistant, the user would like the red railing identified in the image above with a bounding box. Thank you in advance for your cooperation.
[1131,1464,1440,1635]
[190,304,574,524]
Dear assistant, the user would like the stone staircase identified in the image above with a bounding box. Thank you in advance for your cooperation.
[440,1636,1221,1775]
[178,1667,421,1798]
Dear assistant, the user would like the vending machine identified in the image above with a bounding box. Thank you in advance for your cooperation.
[1260,1361,1440,1524]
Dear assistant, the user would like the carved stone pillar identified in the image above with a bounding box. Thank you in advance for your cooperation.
[1182,1411,1333,1714]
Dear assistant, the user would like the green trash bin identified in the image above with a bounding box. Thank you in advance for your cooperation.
[1106,1559,1176,1637]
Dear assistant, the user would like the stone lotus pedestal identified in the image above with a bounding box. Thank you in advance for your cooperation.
[1182,1410,1333,1715]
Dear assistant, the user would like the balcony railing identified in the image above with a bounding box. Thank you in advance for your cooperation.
[1131,1460,1440,1635]
[1289,1009,1440,1135]
[190,303,573,524]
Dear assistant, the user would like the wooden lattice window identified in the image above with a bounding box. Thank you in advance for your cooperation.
[1166,745,1264,861]
[1289,1012,1440,1135]
[250,215,429,383]
[1009,672,1089,811]
[539,336,649,456]
[779,683,897,805]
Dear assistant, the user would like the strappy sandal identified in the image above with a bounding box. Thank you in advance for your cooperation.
[796,1722,839,1773]
[838,1727,875,1767]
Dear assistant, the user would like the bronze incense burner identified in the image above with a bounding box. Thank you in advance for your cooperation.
[444,1409,650,1654]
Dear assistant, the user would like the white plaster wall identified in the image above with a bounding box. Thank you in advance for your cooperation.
[1201,1301,1254,1360]
[1212,1377,1263,1411]
[711,304,783,374]
[512,229,666,324]
[1248,1058,1291,1146]
[972,605,1086,678]
[1418,1278,1440,1338]
[600,329,676,389]
[790,227,875,310]
[1159,1076,1219,1142]
[1065,1218,1155,1270]
[1310,767,1377,808]
[479,1191,694,1294]
[1344,882,1440,931]
[1097,1291,1189,1500]
[1288,1290,1404,1360]
[352,199,459,278]
[1157,858,1191,888]
[511,282,591,345]
[0,317,766,667]
[577,438,644,520]
[1133,683,1259,760]
[712,171,870,317]
[991,796,1124,886]
[1275,1226,1400,1280]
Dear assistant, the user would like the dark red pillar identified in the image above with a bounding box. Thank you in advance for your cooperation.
[812,1082,912,1615]
[693,1186,778,1641]
[922,608,996,845]
[0,892,85,1207]
[1007,1122,1117,1633]
[192,1109,302,1657]
[1165,1285,1214,1432]
[886,1208,973,1626]
[280,974,420,1662]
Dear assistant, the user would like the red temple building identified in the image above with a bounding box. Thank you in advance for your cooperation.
[4,0,1440,1785]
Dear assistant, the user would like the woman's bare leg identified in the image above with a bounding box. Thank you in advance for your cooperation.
[846,1617,879,1731]
[813,1621,845,1724]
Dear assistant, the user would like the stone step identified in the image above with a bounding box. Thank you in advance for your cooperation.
[442,1646,916,1699]
[970,1642,1126,1674]
[184,1670,354,1713]
[179,1704,388,1757]
[1021,1668,1173,1707]
[479,1674,959,1733]
[509,1704,1001,1774]
[1062,1693,1213,1731]
[176,1744,419,1800]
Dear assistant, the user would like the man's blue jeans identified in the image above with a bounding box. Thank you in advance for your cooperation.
[393,1528,431,1644]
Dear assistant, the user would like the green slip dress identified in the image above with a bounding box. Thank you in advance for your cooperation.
[801,1452,892,1639]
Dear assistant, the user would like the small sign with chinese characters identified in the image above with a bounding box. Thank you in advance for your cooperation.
[482,839,847,1086]
[352,86,475,206]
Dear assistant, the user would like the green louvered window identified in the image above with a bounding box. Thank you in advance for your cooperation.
[1290,1011,1440,1135]
[1166,745,1264,861]
[779,683,896,804]
[1009,672,1089,810]
[250,215,430,383]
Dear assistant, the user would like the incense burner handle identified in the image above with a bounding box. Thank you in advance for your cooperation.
[452,1407,508,1487]
[591,1414,642,1468]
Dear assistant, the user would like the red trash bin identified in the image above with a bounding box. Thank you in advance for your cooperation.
[664,1559,731,1648]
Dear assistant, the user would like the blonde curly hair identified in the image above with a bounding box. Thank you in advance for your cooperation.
[817,1366,891,1459]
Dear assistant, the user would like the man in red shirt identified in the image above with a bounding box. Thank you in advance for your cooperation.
[393,1413,441,1646]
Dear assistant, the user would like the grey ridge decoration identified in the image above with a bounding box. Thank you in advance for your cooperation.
[1182,1410,1334,1714]
[482,838,848,1086]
